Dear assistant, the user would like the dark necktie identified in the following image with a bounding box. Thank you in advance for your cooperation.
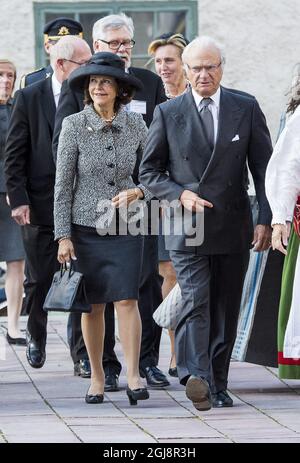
[199,98,214,152]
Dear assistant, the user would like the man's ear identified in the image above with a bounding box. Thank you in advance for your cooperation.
[93,40,99,52]
[56,58,65,70]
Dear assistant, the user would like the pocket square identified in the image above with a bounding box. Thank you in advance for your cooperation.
[231,134,240,142]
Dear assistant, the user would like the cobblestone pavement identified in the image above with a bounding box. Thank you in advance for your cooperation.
[0,314,300,443]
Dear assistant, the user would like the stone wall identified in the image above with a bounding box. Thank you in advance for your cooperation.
[1,0,300,138]
[199,0,300,139]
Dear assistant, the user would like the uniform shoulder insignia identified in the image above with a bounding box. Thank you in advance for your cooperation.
[19,67,46,89]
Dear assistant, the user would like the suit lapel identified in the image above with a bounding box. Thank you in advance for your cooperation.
[40,76,56,132]
[200,87,244,181]
[171,91,213,176]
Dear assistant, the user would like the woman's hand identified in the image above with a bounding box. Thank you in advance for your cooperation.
[111,188,143,208]
[57,238,77,264]
[271,223,290,255]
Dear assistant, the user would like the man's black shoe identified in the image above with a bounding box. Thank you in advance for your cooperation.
[140,366,170,389]
[185,375,212,411]
[212,390,233,408]
[26,335,46,369]
[104,373,119,392]
[74,359,91,378]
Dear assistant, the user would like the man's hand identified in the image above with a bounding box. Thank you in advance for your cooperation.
[252,224,272,252]
[179,190,213,212]
[111,188,143,208]
[11,205,30,225]
[57,239,76,264]
[271,223,290,255]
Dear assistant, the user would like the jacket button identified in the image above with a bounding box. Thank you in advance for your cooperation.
[108,181,115,186]
[106,146,113,150]
[107,163,115,168]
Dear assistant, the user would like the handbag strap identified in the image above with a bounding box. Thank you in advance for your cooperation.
[60,262,75,279]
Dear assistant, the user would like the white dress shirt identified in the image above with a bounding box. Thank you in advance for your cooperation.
[51,73,62,108]
[192,86,221,144]
[265,105,300,225]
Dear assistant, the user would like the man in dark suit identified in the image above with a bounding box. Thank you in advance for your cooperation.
[53,13,169,391]
[5,36,91,369]
[20,17,84,88]
[140,36,272,410]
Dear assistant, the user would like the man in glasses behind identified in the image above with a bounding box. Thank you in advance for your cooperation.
[20,17,84,88]
[53,13,169,391]
[5,36,92,370]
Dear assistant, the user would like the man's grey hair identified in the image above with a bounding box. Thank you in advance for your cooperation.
[182,35,226,68]
[93,13,134,41]
[50,36,90,66]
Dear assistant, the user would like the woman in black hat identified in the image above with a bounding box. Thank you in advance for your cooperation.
[54,52,150,405]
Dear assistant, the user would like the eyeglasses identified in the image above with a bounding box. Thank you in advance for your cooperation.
[63,58,89,66]
[186,62,222,74]
[97,39,135,50]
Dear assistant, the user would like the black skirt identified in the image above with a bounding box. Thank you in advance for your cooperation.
[71,224,144,304]
[0,193,25,262]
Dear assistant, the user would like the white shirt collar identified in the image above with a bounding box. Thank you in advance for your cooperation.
[51,73,62,98]
[192,86,221,109]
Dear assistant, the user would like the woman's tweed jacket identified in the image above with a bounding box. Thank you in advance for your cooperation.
[54,105,151,240]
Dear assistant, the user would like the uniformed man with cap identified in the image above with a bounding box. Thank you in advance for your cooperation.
[20,17,83,88]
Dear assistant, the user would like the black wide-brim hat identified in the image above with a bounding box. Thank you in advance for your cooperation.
[68,52,143,92]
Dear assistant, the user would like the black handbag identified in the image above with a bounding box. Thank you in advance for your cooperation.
[43,263,91,313]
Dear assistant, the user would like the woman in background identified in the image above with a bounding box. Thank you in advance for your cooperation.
[0,59,25,345]
[265,69,300,379]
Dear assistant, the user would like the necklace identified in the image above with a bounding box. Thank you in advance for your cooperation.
[101,113,116,123]
[164,79,190,99]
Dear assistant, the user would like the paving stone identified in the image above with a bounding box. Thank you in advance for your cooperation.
[1,316,300,443]
[48,398,124,417]
[135,418,223,439]
[0,370,30,384]
[204,417,297,439]
[237,392,300,409]
[70,423,156,443]
[0,415,80,443]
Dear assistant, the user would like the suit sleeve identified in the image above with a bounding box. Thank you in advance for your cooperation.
[155,76,167,105]
[52,82,81,164]
[4,90,30,209]
[131,116,152,201]
[139,105,185,202]
[54,117,78,240]
[247,99,273,225]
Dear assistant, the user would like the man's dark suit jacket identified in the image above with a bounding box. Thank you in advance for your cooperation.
[5,77,56,226]
[52,66,166,161]
[139,87,273,255]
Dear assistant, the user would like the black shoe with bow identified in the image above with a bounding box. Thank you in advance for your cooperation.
[140,366,170,389]
[74,359,91,378]
[26,333,46,369]
[212,390,233,408]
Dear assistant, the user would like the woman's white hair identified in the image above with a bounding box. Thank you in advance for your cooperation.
[182,35,226,67]
[93,13,134,41]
